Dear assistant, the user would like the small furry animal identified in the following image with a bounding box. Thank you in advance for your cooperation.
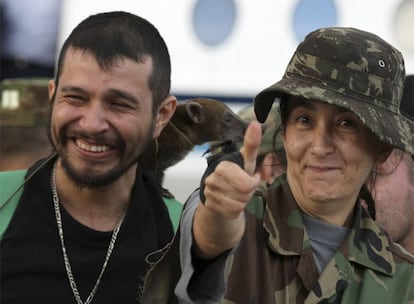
[138,98,248,194]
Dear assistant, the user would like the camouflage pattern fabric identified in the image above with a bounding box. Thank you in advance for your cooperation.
[237,103,283,156]
[0,78,50,127]
[400,75,414,154]
[401,75,414,118]
[254,27,414,156]
[221,175,414,303]
[208,103,284,159]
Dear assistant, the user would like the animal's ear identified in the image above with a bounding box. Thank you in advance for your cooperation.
[186,101,205,124]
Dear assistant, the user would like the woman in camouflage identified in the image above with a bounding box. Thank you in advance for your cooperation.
[180,27,414,303]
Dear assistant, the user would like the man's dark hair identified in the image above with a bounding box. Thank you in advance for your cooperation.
[53,11,171,112]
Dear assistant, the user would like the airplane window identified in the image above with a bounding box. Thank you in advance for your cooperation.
[192,0,236,46]
[293,0,337,42]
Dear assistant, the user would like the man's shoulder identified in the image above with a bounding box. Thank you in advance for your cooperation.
[0,169,28,177]
[0,169,28,239]
[0,169,27,197]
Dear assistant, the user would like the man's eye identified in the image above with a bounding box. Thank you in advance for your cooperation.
[65,95,85,103]
[112,101,130,108]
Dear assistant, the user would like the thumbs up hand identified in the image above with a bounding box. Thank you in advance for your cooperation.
[193,122,262,259]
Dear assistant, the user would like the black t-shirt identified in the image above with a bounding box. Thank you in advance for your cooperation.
[0,159,174,303]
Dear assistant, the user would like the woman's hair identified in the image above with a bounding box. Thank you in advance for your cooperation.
[409,154,414,183]
[266,124,287,171]
[359,184,377,220]
[279,95,289,126]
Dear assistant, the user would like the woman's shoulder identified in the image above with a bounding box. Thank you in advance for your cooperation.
[388,239,414,265]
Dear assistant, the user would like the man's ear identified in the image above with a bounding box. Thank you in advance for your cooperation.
[153,95,177,138]
[48,80,56,103]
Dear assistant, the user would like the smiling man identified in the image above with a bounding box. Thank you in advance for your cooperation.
[0,11,194,304]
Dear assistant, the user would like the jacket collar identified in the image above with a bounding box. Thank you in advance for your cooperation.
[263,177,395,277]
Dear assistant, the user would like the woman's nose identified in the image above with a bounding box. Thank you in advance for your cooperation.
[310,125,335,157]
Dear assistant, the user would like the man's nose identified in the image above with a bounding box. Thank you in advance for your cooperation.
[79,102,109,133]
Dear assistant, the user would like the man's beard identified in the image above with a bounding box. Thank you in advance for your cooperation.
[60,154,138,189]
[54,126,153,189]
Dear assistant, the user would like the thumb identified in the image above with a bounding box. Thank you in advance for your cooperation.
[240,121,262,175]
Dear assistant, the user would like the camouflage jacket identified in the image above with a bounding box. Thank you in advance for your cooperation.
[222,175,414,304]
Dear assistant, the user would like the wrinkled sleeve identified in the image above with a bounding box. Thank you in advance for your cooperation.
[174,189,233,304]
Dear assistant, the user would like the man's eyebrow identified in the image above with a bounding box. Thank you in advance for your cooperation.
[105,88,140,105]
[60,86,87,94]
[60,86,140,105]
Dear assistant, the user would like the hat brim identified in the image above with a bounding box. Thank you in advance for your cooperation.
[401,113,414,155]
[254,77,414,155]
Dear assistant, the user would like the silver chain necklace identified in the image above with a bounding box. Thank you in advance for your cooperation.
[51,163,125,304]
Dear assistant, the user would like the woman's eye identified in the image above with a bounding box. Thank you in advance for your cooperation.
[297,115,310,124]
[339,119,357,129]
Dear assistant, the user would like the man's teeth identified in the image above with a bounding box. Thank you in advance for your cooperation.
[76,139,110,152]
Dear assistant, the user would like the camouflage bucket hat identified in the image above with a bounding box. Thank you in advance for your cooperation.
[1,78,50,127]
[238,103,283,156]
[400,74,414,119]
[254,27,414,155]
[400,75,414,155]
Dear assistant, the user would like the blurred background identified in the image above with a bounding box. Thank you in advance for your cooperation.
[2,0,414,202]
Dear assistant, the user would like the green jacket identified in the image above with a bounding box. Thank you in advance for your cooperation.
[0,169,183,238]
[0,168,184,304]
[222,175,414,303]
